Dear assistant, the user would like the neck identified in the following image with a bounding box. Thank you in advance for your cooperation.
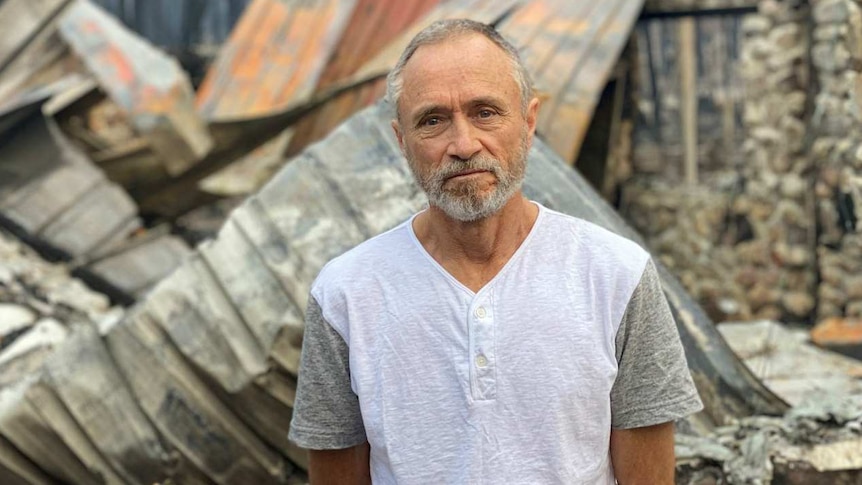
[413,194,539,290]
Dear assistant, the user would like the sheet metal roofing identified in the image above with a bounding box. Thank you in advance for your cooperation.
[500,0,645,163]
[195,0,357,121]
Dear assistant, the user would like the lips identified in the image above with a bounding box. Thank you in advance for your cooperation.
[446,169,488,180]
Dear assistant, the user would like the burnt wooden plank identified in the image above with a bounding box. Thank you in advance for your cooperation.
[641,0,758,19]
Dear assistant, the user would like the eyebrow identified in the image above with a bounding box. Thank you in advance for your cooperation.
[409,96,508,127]
[411,105,447,127]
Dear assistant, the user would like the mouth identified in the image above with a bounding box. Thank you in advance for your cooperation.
[446,169,489,181]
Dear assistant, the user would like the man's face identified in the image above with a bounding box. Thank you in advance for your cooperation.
[392,34,539,222]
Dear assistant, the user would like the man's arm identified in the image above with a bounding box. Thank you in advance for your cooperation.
[610,422,675,485]
[309,442,371,485]
[289,296,369,477]
[609,259,702,482]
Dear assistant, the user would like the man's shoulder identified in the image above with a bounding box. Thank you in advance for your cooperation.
[539,205,649,272]
[313,217,415,291]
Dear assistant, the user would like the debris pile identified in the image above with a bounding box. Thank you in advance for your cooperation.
[0,0,859,483]
[677,397,862,484]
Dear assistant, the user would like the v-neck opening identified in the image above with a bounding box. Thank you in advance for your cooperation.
[407,202,545,297]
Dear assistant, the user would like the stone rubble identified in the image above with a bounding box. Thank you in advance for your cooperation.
[0,228,113,350]
[677,396,862,484]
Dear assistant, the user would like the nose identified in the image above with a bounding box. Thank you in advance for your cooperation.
[446,116,482,161]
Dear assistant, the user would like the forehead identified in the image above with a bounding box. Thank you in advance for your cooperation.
[399,34,520,114]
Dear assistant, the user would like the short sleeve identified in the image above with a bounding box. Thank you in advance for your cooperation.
[288,295,367,449]
[610,259,704,428]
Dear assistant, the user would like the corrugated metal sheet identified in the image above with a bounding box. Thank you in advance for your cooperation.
[57,0,213,175]
[285,0,519,157]
[285,0,442,156]
[499,0,645,164]
[195,0,358,121]
[344,0,521,87]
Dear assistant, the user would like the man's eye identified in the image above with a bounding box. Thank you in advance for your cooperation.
[423,117,441,127]
[478,109,495,119]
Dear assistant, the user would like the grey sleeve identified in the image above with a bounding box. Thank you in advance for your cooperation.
[288,295,367,449]
[610,259,704,429]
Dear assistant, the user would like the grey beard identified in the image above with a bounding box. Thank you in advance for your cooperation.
[410,147,527,222]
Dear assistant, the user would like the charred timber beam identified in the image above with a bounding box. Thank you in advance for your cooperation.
[640,4,759,20]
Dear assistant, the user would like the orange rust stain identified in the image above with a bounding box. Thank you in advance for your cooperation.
[102,46,135,86]
[811,317,862,345]
[80,19,101,33]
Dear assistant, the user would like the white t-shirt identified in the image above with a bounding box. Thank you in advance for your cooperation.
[289,203,703,484]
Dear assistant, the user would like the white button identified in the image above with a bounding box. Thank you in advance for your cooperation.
[476,355,488,368]
[475,307,487,319]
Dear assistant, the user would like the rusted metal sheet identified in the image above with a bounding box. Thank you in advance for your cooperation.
[285,0,441,156]
[498,0,645,165]
[811,318,862,361]
[195,0,358,121]
[57,0,213,176]
[343,0,521,89]
[201,0,441,196]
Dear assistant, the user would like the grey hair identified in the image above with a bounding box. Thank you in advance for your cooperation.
[386,19,534,117]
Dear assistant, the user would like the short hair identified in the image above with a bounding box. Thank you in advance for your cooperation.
[386,19,534,117]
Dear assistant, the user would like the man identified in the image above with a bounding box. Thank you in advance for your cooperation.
[288,19,703,484]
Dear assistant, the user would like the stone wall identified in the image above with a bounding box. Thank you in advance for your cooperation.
[810,0,862,321]
[737,0,815,321]
[624,0,815,323]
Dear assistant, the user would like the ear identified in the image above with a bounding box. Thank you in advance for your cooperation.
[525,97,540,145]
[392,119,406,155]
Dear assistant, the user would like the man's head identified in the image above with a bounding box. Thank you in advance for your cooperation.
[388,19,540,222]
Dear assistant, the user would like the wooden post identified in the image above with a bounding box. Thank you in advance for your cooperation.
[679,17,698,185]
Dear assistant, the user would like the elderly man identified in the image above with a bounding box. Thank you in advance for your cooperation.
[288,19,702,484]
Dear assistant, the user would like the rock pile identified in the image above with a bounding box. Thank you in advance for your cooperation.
[676,397,862,484]
[810,0,862,321]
